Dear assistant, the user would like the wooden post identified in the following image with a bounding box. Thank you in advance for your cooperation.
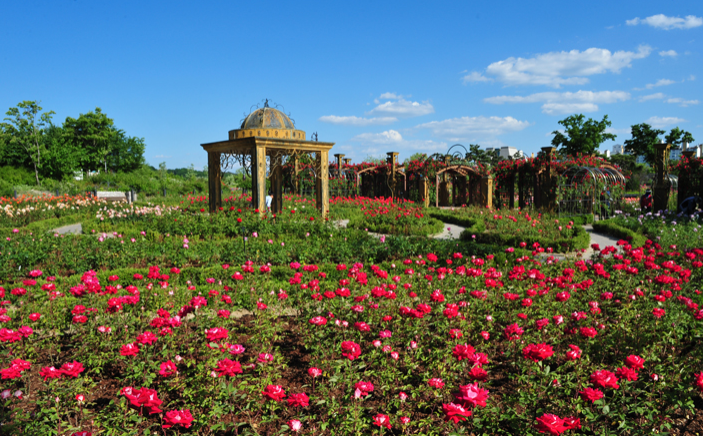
[207,152,222,212]
[679,150,696,211]
[420,177,429,207]
[334,154,345,174]
[653,143,671,212]
[508,174,515,209]
[316,150,329,217]
[541,147,556,213]
[292,155,301,195]
[387,152,398,201]
[272,154,283,214]
[481,175,493,209]
[253,146,267,214]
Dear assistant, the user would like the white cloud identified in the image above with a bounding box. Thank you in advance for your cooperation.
[484,90,630,114]
[665,97,699,107]
[462,45,651,88]
[378,92,403,100]
[659,50,678,57]
[639,93,666,102]
[644,78,676,89]
[416,116,530,138]
[351,130,403,144]
[154,154,172,158]
[541,103,599,114]
[462,72,493,83]
[645,116,686,128]
[627,14,703,30]
[368,98,435,117]
[606,127,632,135]
[318,115,397,126]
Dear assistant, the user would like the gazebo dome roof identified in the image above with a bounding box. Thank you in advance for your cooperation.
[230,102,305,140]
[241,106,295,130]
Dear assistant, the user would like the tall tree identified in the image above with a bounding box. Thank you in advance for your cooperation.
[1,101,55,184]
[623,123,665,167]
[106,128,146,172]
[63,108,116,173]
[551,114,616,156]
[665,127,695,149]
[42,124,82,180]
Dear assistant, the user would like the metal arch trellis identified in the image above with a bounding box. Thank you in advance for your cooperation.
[557,166,627,219]
[434,164,482,207]
[328,165,358,198]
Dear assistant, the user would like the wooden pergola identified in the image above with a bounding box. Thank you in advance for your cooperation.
[201,104,334,216]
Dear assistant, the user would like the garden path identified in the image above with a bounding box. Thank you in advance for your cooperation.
[334,219,623,260]
[52,223,82,235]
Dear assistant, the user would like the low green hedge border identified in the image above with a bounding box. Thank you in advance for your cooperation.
[593,220,649,247]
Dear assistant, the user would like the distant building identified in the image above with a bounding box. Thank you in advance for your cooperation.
[670,149,681,161]
[604,150,611,158]
[612,144,624,155]
[635,155,647,164]
[488,146,524,160]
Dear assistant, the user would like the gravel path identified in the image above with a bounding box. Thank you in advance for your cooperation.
[52,223,82,235]
[335,219,622,259]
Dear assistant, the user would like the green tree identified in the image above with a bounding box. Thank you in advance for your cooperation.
[63,108,116,173]
[551,114,616,156]
[42,124,81,180]
[665,127,695,149]
[623,123,665,167]
[1,101,55,185]
[466,144,501,166]
[106,129,146,172]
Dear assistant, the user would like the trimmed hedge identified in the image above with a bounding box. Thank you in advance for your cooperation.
[347,216,444,236]
[460,224,590,253]
[593,220,649,247]
[0,212,88,234]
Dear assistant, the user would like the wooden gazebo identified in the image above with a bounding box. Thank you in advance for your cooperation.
[201,102,334,216]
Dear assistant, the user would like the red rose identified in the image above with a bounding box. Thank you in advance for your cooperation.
[615,365,638,381]
[59,361,85,378]
[120,343,140,357]
[454,383,489,408]
[286,393,309,407]
[372,414,391,429]
[522,343,554,362]
[159,361,178,377]
[40,366,63,381]
[534,413,568,435]
[206,327,229,342]
[442,402,472,424]
[452,343,476,361]
[340,341,361,360]
[579,327,598,338]
[262,385,286,401]
[695,372,703,392]
[590,370,619,389]
[214,359,242,377]
[162,409,194,429]
[579,387,604,402]
[624,355,645,371]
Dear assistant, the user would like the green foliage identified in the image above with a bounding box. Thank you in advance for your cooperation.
[624,123,665,167]
[0,166,37,197]
[63,107,116,172]
[551,114,616,157]
[592,219,648,247]
[665,127,695,149]
[1,100,55,184]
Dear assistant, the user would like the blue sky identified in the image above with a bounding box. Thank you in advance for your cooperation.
[1,1,701,169]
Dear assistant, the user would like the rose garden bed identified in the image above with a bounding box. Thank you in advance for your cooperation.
[1,195,702,435]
